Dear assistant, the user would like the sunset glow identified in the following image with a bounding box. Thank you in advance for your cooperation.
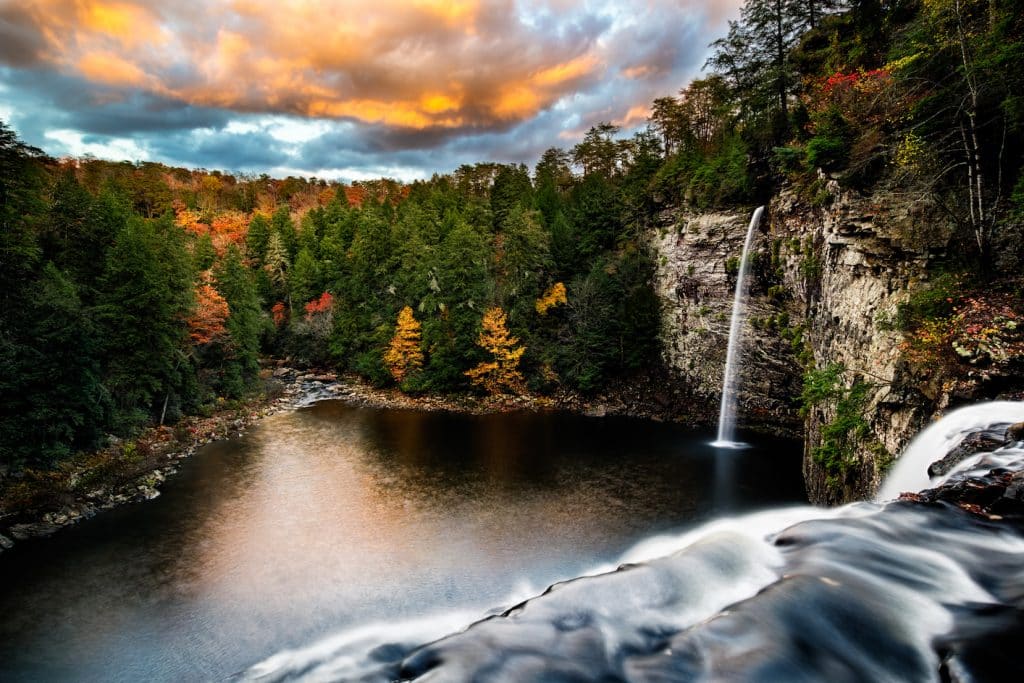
[0,0,743,178]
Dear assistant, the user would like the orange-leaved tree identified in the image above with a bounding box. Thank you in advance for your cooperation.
[302,292,334,340]
[383,305,424,383]
[465,307,526,395]
[188,274,230,345]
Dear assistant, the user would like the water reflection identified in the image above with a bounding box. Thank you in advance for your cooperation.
[0,402,803,682]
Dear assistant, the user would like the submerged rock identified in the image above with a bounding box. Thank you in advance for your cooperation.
[8,522,60,541]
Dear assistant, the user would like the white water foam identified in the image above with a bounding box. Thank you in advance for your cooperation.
[876,401,1024,502]
[243,403,1024,682]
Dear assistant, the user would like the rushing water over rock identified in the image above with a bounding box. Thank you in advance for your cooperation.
[877,401,1024,502]
[243,404,1024,682]
[712,206,765,449]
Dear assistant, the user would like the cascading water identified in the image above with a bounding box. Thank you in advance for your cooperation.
[712,206,765,449]
[243,404,1024,683]
[876,401,1024,501]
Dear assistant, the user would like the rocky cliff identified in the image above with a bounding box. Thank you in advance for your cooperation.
[649,211,803,434]
[650,182,964,503]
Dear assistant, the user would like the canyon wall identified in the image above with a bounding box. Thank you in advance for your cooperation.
[650,182,959,503]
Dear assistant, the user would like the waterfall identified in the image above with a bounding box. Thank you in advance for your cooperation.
[875,400,1024,501]
[712,206,765,449]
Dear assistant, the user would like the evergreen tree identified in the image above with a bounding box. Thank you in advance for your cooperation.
[246,213,271,263]
[263,230,290,296]
[420,220,492,389]
[0,121,45,313]
[96,216,194,430]
[0,264,108,465]
[496,204,551,329]
[271,206,298,260]
[214,245,265,395]
[290,246,321,309]
[491,164,533,231]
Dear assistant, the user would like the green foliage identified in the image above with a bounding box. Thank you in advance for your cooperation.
[213,246,266,396]
[894,272,965,331]
[246,214,271,262]
[654,135,754,209]
[799,238,822,281]
[801,361,875,486]
[800,362,844,415]
[289,246,322,309]
[271,206,298,261]
[0,264,109,465]
[806,107,852,170]
[97,215,195,430]
[813,381,872,484]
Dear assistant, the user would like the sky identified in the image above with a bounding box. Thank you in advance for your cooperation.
[0,0,742,182]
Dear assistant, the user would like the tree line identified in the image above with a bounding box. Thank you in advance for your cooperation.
[3,0,1023,470]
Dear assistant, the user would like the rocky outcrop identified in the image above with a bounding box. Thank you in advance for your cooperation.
[769,184,957,502]
[649,182,966,504]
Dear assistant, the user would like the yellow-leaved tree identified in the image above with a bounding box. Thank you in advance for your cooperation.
[535,281,567,315]
[383,306,424,383]
[465,307,526,395]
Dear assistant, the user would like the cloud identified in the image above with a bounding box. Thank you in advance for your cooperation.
[0,0,743,179]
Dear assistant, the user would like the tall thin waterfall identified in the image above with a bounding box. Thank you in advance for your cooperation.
[712,206,765,448]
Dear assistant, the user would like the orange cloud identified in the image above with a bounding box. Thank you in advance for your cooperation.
[533,54,599,88]
[78,1,165,48]
[3,0,739,137]
[615,104,652,127]
[77,51,155,88]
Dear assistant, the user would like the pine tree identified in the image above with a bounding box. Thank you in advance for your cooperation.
[245,213,270,263]
[214,245,265,395]
[290,246,321,309]
[96,215,194,430]
[264,230,290,292]
[271,206,298,260]
[0,263,108,465]
[465,307,526,395]
[383,306,424,384]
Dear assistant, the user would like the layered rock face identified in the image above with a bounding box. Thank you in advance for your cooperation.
[771,185,954,502]
[650,184,957,503]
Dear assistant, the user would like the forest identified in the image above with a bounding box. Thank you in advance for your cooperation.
[2,0,1023,470]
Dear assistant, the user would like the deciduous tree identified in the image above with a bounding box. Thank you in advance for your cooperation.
[384,306,424,383]
[465,307,526,395]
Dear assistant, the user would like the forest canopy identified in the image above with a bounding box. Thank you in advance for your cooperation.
[2,0,1023,469]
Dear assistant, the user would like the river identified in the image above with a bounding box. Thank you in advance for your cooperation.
[0,402,804,682]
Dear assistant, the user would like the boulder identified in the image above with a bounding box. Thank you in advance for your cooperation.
[1007,422,1024,443]
[928,429,1007,477]
[9,522,60,540]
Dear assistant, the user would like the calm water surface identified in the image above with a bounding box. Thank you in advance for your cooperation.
[0,402,804,681]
